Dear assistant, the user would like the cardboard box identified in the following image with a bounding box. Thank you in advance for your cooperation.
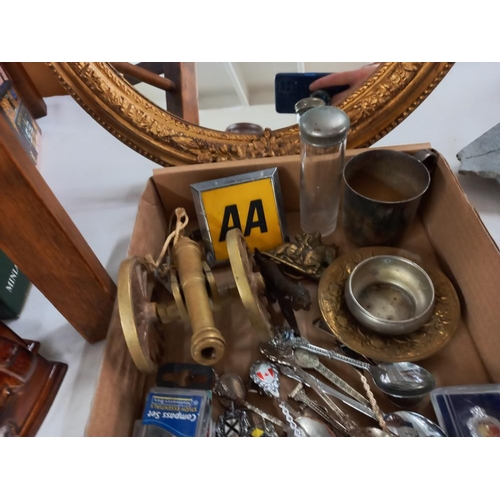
[86,144,500,436]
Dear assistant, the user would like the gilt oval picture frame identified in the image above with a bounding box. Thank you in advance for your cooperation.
[49,62,453,167]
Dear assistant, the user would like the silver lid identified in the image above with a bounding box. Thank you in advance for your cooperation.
[299,106,350,147]
[294,97,325,116]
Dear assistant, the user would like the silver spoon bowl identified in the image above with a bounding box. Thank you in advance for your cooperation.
[351,427,390,437]
[296,416,336,437]
[384,410,447,437]
[370,362,435,398]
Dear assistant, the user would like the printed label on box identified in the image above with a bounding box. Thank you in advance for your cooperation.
[141,393,204,437]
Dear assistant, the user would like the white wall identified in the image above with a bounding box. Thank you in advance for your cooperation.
[135,62,371,130]
[199,103,297,131]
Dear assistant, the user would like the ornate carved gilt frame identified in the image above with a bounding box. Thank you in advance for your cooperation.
[49,62,453,167]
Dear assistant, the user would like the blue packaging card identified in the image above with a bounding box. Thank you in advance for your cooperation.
[142,392,205,437]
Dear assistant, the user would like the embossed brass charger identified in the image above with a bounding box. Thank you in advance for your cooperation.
[318,247,460,363]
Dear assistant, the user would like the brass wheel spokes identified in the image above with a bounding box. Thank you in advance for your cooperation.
[227,228,273,340]
[118,257,162,375]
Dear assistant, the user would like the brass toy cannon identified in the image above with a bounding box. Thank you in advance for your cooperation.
[118,229,273,375]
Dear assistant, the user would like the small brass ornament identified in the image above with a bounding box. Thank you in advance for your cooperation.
[263,232,338,280]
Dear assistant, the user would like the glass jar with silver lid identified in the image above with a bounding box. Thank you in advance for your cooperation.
[298,106,350,237]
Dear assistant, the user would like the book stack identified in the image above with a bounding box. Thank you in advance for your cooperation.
[0,64,42,318]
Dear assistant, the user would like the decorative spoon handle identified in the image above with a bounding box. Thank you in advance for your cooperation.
[278,401,303,437]
[290,338,371,371]
[289,367,377,421]
[214,381,287,429]
[308,345,370,370]
[289,383,350,436]
[315,362,370,406]
[250,360,304,437]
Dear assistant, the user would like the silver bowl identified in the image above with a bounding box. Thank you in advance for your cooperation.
[345,255,435,336]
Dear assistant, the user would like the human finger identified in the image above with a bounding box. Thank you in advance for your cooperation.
[309,71,357,91]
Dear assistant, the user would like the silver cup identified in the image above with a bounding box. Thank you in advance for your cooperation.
[342,149,436,246]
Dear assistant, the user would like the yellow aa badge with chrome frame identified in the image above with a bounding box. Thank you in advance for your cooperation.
[191,168,287,262]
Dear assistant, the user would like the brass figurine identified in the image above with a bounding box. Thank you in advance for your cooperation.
[263,232,338,280]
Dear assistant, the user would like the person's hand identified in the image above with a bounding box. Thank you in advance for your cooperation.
[309,63,381,105]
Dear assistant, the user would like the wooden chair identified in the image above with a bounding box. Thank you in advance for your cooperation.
[0,63,115,344]
[0,63,199,344]
[111,62,199,124]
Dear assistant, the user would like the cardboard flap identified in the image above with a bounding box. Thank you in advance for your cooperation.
[152,143,432,219]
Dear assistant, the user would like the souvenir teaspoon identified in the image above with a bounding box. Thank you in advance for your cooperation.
[250,360,304,437]
[280,337,436,399]
[295,416,336,437]
[214,374,287,431]
[293,349,370,405]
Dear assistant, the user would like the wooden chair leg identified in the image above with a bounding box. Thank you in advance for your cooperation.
[0,133,116,343]
[163,62,199,124]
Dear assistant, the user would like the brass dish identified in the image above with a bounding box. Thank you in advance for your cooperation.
[318,247,460,362]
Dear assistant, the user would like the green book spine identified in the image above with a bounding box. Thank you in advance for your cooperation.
[0,250,31,319]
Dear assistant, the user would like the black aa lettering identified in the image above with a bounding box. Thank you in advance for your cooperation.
[219,204,242,242]
[244,199,268,237]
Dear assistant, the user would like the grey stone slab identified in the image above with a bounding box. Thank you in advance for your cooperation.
[457,122,500,179]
